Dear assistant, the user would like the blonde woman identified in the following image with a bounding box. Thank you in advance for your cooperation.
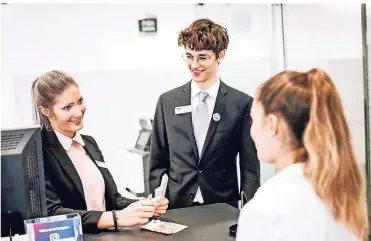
[31,70,168,233]
[237,68,369,241]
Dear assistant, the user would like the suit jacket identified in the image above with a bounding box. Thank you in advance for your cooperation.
[41,128,135,233]
[149,80,260,209]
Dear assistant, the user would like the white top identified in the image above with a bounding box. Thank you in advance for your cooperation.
[236,163,359,241]
[190,78,220,203]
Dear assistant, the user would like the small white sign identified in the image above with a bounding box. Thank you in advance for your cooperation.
[175,105,192,115]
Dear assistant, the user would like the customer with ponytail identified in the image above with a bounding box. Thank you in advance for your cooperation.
[236,68,368,241]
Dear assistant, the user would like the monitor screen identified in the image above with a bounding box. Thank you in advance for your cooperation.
[135,130,151,151]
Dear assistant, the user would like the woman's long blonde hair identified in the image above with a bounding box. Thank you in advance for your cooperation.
[257,68,369,240]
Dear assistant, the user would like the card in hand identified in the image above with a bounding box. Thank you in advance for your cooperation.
[154,174,168,202]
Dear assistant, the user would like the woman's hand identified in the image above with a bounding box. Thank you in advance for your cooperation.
[116,199,158,227]
[146,194,169,217]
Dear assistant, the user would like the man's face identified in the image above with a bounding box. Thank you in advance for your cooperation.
[184,47,224,83]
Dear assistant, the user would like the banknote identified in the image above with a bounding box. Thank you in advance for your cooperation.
[141,219,188,235]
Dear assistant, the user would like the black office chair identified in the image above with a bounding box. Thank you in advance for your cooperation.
[229,191,248,238]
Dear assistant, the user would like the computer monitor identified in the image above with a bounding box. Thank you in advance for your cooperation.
[1,126,47,237]
[135,130,151,152]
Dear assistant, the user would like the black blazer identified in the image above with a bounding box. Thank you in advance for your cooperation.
[41,129,135,233]
[149,80,260,209]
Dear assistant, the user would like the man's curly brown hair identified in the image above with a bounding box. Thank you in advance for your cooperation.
[178,18,229,58]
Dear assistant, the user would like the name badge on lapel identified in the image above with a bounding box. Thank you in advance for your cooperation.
[175,105,192,115]
[95,160,108,169]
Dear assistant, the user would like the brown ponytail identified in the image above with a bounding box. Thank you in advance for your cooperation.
[303,68,368,240]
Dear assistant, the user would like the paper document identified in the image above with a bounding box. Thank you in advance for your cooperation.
[141,219,188,234]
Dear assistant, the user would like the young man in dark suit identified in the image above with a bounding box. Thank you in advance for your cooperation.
[149,19,260,209]
[149,19,260,208]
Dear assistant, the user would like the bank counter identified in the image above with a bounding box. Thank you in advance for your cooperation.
[85,203,239,241]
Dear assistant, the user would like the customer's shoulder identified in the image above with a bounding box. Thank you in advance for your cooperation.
[246,172,316,215]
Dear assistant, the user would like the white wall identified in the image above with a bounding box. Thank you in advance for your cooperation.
[284,4,366,165]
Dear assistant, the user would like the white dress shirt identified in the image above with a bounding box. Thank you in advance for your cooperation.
[236,163,359,241]
[191,78,220,204]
